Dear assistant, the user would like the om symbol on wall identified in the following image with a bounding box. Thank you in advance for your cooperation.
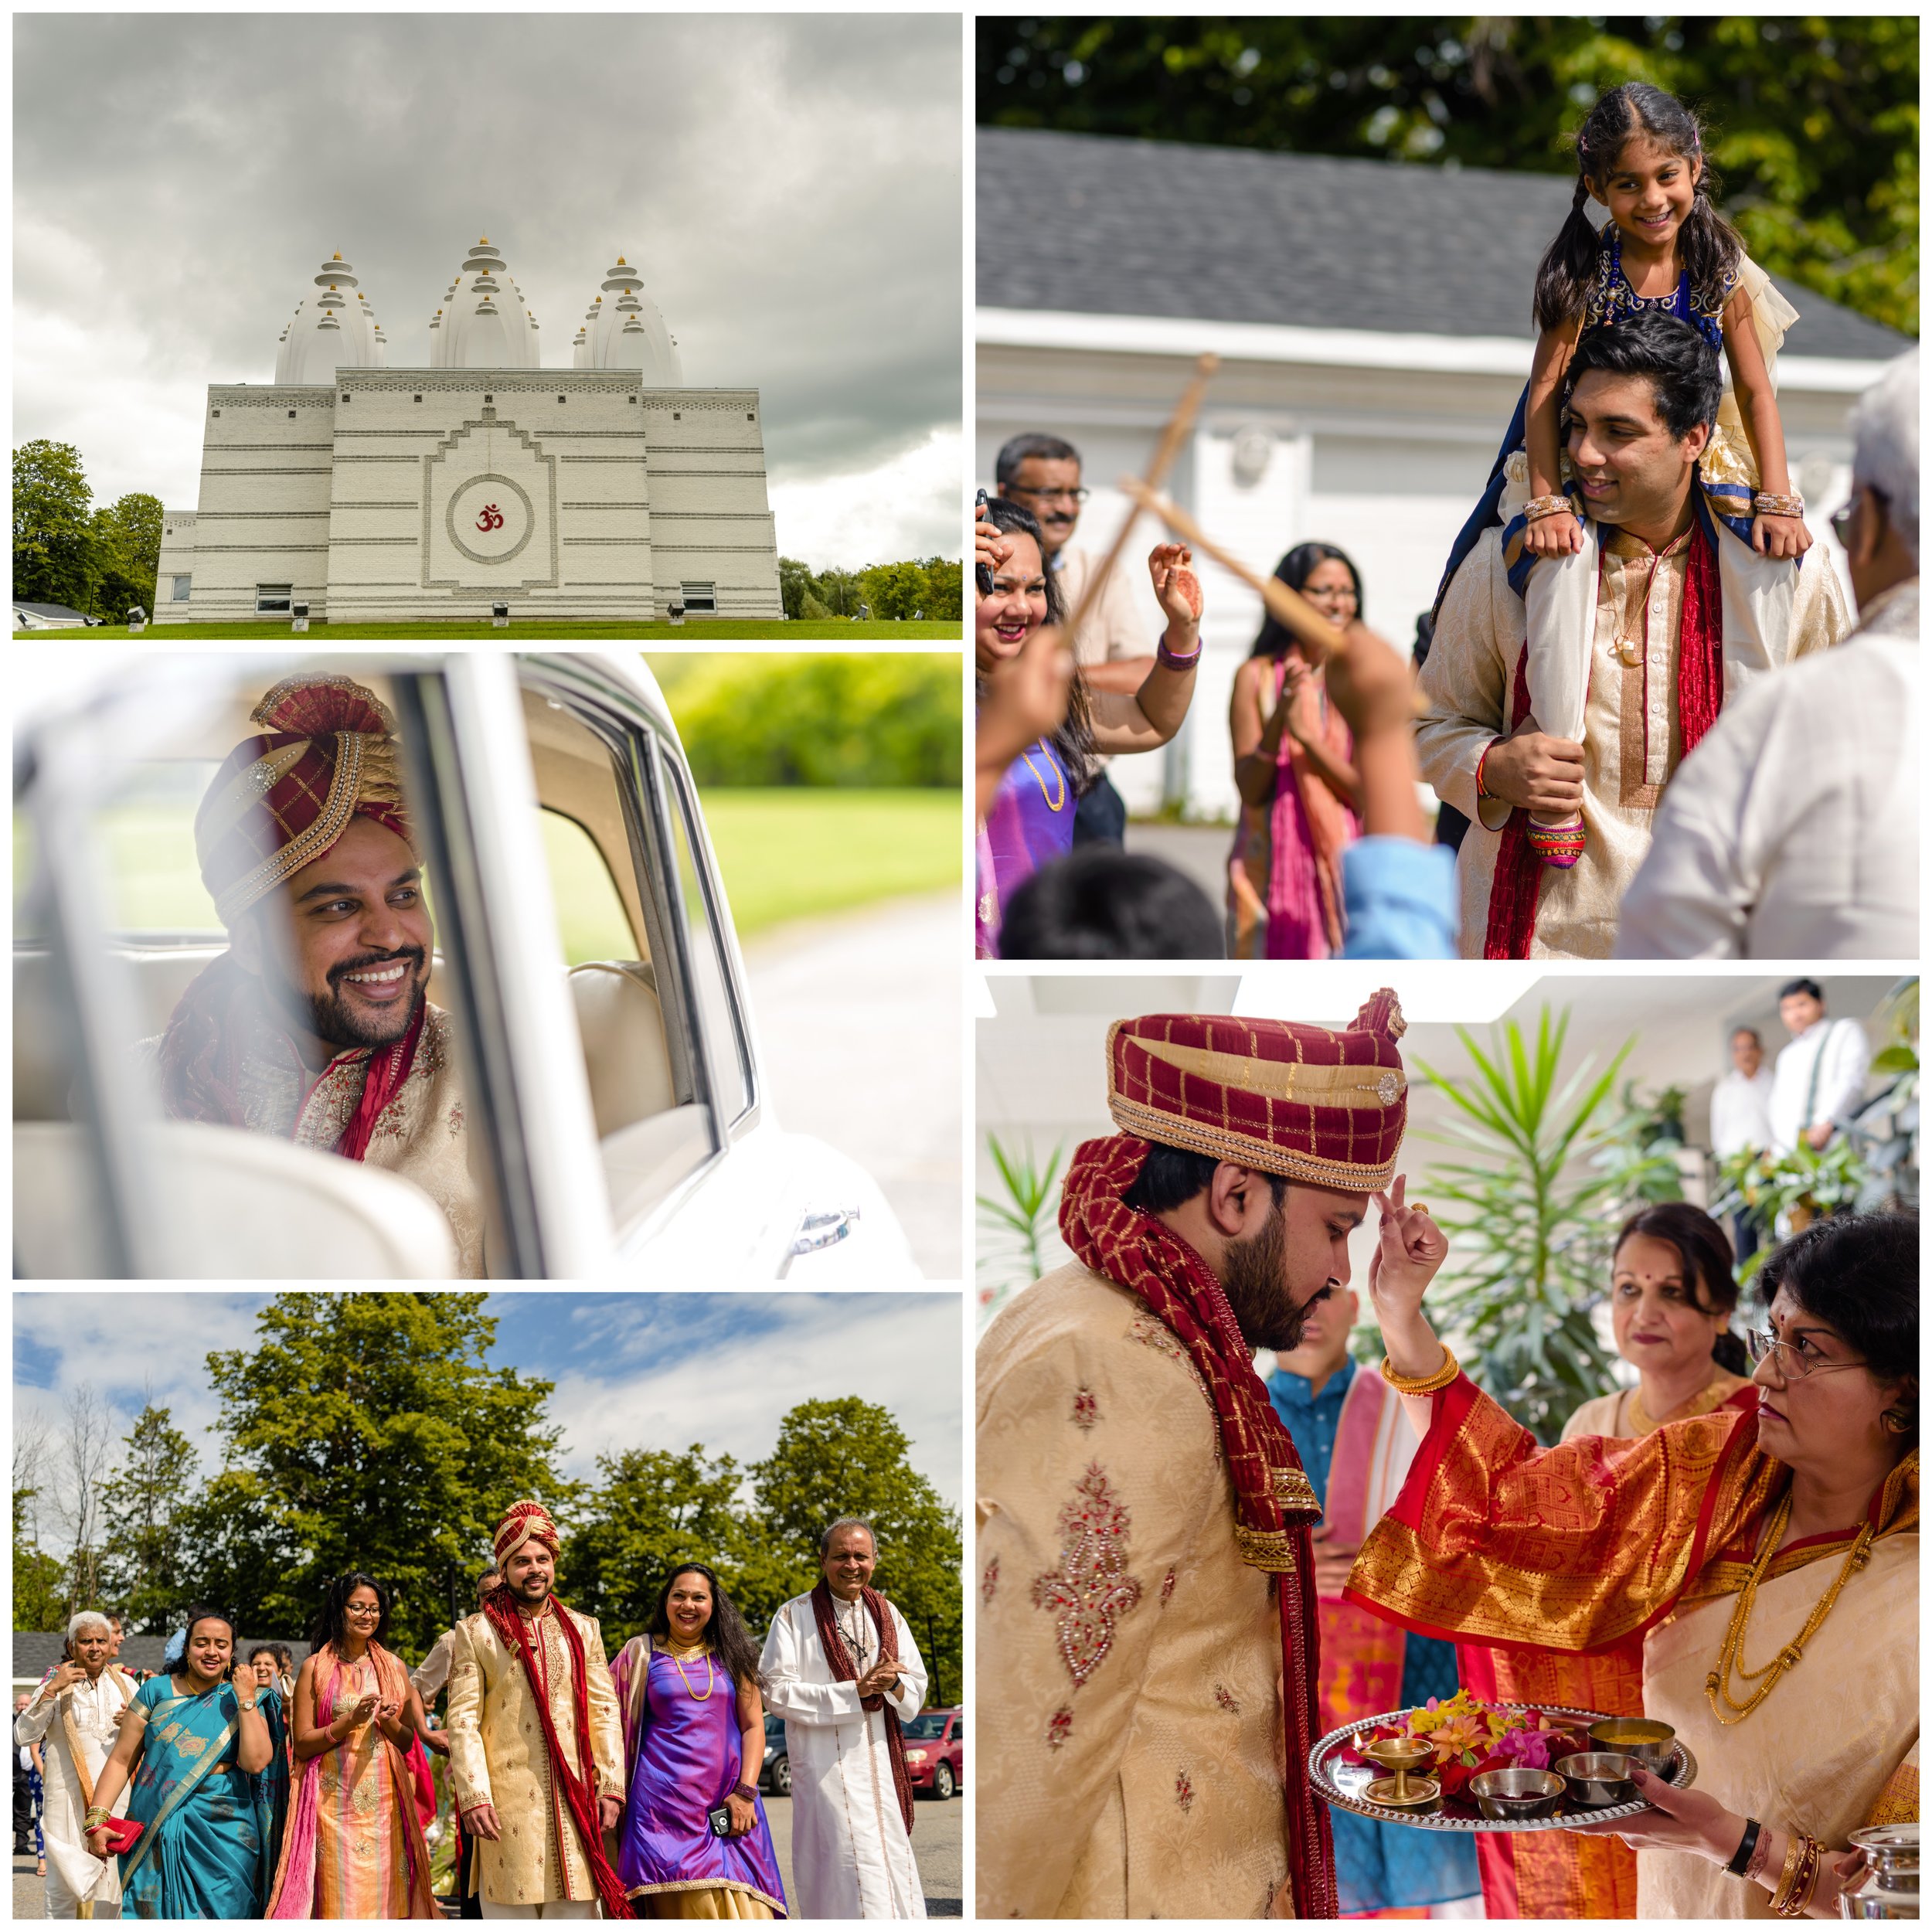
[476,504,505,533]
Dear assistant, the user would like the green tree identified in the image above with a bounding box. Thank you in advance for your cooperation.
[558,1445,752,1637]
[187,1293,566,1651]
[93,492,165,621]
[777,556,817,621]
[980,17,1920,332]
[750,1397,964,1706]
[814,567,863,619]
[919,556,964,621]
[12,439,100,610]
[12,1425,66,1632]
[798,588,835,621]
[859,560,932,623]
[99,1402,199,1632]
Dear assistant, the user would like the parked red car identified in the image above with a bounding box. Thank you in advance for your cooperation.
[901,1706,963,1800]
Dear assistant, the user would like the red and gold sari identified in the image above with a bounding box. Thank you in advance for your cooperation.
[1349,1375,1917,1919]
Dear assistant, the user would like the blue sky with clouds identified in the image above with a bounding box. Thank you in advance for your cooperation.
[12,1292,961,1522]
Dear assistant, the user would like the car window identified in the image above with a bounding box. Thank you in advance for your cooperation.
[539,808,635,966]
[660,754,752,1128]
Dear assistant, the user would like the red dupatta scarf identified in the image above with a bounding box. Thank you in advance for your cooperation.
[482,1590,632,1920]
[1060,1135,1338,1918]
[1483,512,1723,960]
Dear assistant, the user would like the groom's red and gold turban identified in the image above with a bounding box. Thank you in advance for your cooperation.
[1106,989,1408,1189]
[194,675,413,927]
[493,1499,560,1566]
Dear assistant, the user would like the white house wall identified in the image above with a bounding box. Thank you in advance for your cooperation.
[978,330,1867,822]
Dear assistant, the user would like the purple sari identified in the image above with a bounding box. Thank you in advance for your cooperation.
[614,1645,787,1916]
[980,738,1075,957]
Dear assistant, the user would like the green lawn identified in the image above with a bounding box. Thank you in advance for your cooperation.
[18,620,961,642]
[22,787,961,957]
[700,788,961,937]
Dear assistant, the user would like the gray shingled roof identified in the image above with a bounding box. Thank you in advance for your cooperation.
[13,1633,312,1682]
[978,128,1911,362]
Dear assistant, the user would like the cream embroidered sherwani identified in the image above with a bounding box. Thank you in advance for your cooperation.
[446,1603,625,1908]
[1417,520,1849,957]
[977,1264,1294,1920]
[139,984,483,1276]
[15,1665,136,1915]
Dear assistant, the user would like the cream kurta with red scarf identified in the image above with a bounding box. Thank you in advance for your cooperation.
[1417,522,1847,958]
[977,1264,1295,1919]
[445,1600,626,1906]
[140,984,483,1276]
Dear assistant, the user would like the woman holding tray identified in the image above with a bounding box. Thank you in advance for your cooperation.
[1460,1202,1758,1918]
[1350,1195,1916,1919]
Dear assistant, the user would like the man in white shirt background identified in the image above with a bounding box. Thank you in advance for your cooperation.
[1709,1025,1777,1260]
[1768,979,1871,1157]
[995,432,1156,847]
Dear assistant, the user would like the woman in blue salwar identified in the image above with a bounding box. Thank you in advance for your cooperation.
[82,1606,281,1919]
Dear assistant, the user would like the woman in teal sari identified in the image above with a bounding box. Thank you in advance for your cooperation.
[83,1606,279,1919]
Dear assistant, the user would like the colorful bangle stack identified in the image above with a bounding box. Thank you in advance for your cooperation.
[1770,1832,1822,1917]
[1522,494,1572,523]
[1379,1348,1460,1397]
[1156,636,1202,670]
[1753,492,1805,519]
[1475,740,1501,801]
[83,1805,111,1832]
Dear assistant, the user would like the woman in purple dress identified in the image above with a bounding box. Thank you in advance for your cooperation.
[612,1565,787,1920]
[975,495,1203,957]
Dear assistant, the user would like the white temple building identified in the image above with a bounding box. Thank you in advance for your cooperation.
[157,237,782,624]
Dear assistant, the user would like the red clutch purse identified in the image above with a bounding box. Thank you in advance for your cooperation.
[96,1818,141,1855]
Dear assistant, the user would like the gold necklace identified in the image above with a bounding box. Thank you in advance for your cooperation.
[1704,1490,1875,1724]
[1019,740,1066,811]
[662,1641,716,1700]
[1628,1372,1729,1437]
[1611,529,1689,668]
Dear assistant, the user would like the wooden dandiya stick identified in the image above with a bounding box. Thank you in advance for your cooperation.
[1119,479,1346,664]
[1063,352,1220,643]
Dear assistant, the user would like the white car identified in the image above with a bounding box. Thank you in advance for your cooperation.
[14,649,917,1281]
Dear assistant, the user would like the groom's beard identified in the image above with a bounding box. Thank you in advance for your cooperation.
[1219,1199,1321,1353]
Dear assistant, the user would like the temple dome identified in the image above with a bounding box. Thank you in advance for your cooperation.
[583,255,682,383]
[440,236,540,369]
[274,250,383,383]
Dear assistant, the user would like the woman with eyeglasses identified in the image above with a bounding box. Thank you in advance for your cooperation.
[265,1572,440,1917]
[1351,1206,1916,1920]
[1226,543,1367,959]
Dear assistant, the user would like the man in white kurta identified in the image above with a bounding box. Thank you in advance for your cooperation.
[1769,981,1870,1155]
[760,1519,928,1918]
[15,1612,135,1917]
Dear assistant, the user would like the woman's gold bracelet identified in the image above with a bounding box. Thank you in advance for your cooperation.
[1380,1347,1461,1396]
[1753,492,1806,519]
[1770,1832,1822,1917]
[83,1806,111,1830]
[1522,495,1572,523]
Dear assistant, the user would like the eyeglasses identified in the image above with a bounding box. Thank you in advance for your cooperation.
[1005,484,1090,506]
[1830,486,1888,549]
[1743,1327,1867,1381]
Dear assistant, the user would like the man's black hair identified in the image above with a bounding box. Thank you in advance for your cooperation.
[1123,1143,1290,1216]
[1564,308,1723,440]
[1778,978,1825,1003]
[998,849,1224,961]
[995,432,1081,488]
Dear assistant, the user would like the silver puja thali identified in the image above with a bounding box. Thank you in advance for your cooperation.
[1310,1702,1699,1834]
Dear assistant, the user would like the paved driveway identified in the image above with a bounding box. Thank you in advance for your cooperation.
[744,889,961,1280]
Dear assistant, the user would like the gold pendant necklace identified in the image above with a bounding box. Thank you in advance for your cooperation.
[1019,740,1066,811]
[1704,1491,1875,1724]
[662,1641,716,1700]
[1611,529,1689,667]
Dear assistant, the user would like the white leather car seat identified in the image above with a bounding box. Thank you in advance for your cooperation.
[567,961,676,1138]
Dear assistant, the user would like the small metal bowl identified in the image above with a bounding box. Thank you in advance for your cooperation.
[1468,1767,1566,1821]
[1587,1718,1675,1770]
[1558,1751,1636,1808]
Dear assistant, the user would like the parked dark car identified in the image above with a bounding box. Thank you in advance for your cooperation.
[760,1714,791,1796]
[901,1706,962,1800]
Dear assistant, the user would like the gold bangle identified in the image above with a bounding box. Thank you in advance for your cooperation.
[1522,494,1572,523]
[1379,1347,1460,1396]
[1768,1832,1806,1916]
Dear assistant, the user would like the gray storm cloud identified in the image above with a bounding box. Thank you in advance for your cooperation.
[13,12,963,565]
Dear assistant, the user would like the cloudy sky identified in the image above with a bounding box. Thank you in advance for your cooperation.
[12,1291,963,1541]
[13,13,962,569]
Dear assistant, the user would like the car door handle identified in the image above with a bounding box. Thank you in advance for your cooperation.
[791,1206,859,1255]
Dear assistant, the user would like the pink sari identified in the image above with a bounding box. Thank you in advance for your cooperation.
[266,1643,440,1919]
